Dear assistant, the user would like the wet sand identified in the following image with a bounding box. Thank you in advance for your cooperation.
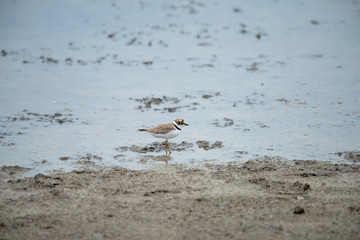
[1,158,359,240]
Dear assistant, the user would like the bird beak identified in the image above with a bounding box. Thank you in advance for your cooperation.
[183,122,189,126]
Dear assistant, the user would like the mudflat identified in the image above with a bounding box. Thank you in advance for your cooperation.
[1,158,359,240]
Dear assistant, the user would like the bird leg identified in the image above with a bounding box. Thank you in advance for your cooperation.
[164,140,171,156]
[168,142,172,156]
[164,140,168,155]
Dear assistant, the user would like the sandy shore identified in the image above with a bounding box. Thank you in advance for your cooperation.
[1,158,359,240]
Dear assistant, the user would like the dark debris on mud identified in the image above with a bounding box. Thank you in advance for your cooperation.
[0,109,78,146]
[212,118,234,128]
[131,96,180,112]
[335,151,360,163]
[196,140,223,150]
[0,132,15,146]
[138,155,173,164]
[234,150,249,158]
[130,92,221,112]
[118,140,203,155]
[2,109,76,125]
[248,178,311,195]
[6,172,65,190]
[76,153,103,165]
[1,166,31,177]
[115,141,194,154]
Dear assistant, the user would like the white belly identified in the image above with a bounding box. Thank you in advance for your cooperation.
[151,129,180,140]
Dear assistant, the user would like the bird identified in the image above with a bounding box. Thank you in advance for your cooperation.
[138,118,189,156]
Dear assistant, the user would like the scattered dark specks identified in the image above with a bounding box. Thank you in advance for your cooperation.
[163,107,178,113]
[113,154,125,160]
[247,63,259,72]
[143,61,153,65]
[246,62,259,72]
[197,64,214,68]
[123,142,193,154]
[235,151,248,156]
[202,94,213,99]
[240,29,248,34]
[115,146,128,152]
[201,92,220,99]
[310,20,320,25]
[65,58,73,66]
[132,96,180,112]
[77,153,102,164]
[277,98,290,104]
[77,60,88,65]
[233,8,242,13]
[196,140,223,150]
[107,32,117,39]
[223,118,234,127]
[76,160,95,165]
[256,121,269,128]
[212,118,234,128]
[144,189,181,196]
[1,165,31,174]
[5,111,75,125]
[158,40,169,47]
[127,38,137,45]
[312,54,323,58]
[196,197,207,202]
[196,141,210,150]
[335,151,360,163]
[39,56,58,64]
[2,49,8,56]
[198,42,211,46]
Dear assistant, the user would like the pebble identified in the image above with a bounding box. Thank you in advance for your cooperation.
[293,206,305,214]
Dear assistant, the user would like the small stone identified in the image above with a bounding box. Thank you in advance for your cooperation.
[303,183,310,191]
[293,206,305,214]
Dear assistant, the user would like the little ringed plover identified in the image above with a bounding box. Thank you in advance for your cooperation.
[138,118,189,156]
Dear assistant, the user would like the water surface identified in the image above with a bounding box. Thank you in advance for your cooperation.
[1,0,359,175]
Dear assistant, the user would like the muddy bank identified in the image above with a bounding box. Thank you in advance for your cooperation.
[1,158,359,240]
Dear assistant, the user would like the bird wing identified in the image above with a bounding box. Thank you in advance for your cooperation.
[147,123,175,134]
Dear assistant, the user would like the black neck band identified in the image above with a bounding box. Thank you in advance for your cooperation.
[173,123,181,131]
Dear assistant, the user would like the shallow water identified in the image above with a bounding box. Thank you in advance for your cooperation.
[1,0,359,175]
